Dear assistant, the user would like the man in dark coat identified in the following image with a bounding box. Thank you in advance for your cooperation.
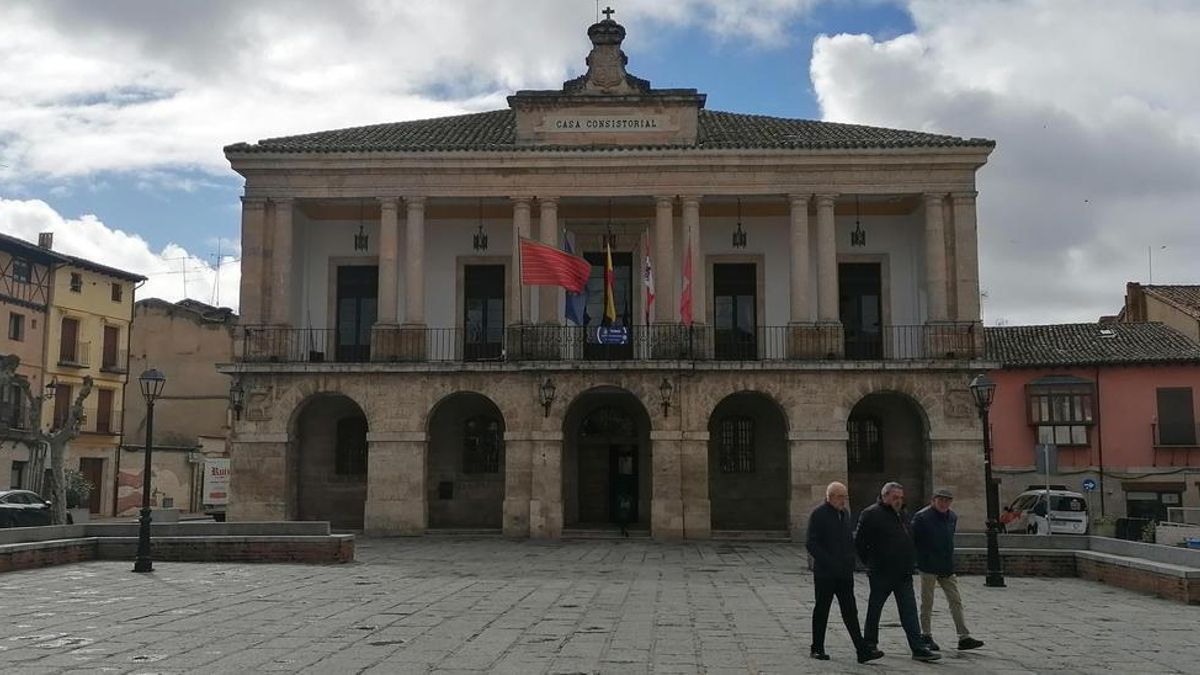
[854,481,941,662]
[912,488,985,651]
[806,482,882,664]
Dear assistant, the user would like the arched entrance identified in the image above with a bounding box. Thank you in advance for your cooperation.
[291,394,369,530]
[846,392,930,517]
[707,392,790,531]
[563,388,652,531]
[427,392,506,529]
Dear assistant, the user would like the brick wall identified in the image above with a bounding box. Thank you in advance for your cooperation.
[955,550,1077,577]
[0,541,96,573]
[1077,557,1199,605]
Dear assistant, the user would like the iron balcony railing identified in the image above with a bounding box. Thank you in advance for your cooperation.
[100,349,129,373]
[1152,422,1200,448]
[58,340,91,368]
[240,322,980,364]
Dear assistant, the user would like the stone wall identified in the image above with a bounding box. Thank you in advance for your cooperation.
[228,365,986,539]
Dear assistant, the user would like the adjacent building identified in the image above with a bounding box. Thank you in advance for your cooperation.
[986,322,1200,520]
[1116,283,1200,344]
[219,15,996,537]
[0,232,68,490]
[119,298,237,514]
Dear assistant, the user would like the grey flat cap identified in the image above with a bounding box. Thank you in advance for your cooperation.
[933,488,954,499]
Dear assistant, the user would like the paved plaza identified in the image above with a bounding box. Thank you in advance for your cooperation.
[0,538,1197,674]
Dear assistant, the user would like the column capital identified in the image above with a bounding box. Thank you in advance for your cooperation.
[377,197,400,210]
[404,196,426,207]
[950,191,978,202]
[923,192,948,205]
[510,196,533,206]
[270,196,294,206]
[788,193,810,207]
[655,195,675,207]
[537,196,558,207]
[814,193,838,207]
[680,194,702,205]
[240,196,268,209]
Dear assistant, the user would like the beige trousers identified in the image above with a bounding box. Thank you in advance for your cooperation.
[919,572,970,639]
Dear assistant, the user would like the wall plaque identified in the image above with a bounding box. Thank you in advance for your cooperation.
[539,114,675,133]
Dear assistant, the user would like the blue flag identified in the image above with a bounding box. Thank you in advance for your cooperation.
[563,231,588,325]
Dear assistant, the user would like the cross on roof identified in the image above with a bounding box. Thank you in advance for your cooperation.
[602,6,615,20]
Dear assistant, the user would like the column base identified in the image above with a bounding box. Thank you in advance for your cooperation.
[528,498,563,538]
[652,498,685,541]
[787,322,844,360]
[502,497,531,538]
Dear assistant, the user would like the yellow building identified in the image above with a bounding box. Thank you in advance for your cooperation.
[43,247,145,516]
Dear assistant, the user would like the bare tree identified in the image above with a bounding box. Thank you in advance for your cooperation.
[1,354,93,524]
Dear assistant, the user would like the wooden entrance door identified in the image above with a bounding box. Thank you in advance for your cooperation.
[79,457,104,513]
[335,266,378,362]
[463,265,504,361]
[839,263,883,359]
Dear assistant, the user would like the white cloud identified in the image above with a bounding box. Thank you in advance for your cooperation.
[0,198,240,310]
[811,0,1200,325]
[0,0,825,181]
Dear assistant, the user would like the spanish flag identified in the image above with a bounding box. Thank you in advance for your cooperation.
[603,239,617,325]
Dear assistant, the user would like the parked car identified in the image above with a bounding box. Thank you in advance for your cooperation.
[1007,489,1089,535]
[0,489,53,528]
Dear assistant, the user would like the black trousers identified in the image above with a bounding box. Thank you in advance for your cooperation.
[864,573,924,653]
[811,576,865,653]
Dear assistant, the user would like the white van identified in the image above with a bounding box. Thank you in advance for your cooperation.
[1008,489,1089,535]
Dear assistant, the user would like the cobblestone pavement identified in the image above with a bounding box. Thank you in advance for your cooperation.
[1,538,1197,674]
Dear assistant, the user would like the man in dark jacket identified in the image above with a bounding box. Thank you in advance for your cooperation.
[911,488,985,651]
[806,482,882,664]
[854,481,941,662]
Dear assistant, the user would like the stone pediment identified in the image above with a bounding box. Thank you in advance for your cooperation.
[507,13,705,147]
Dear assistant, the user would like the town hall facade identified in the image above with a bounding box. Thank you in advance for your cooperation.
[220,15,996,538]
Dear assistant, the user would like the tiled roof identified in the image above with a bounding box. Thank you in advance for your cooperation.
[1144,285,1200,320]
[65,254,147,283]
[985,323,1200,368]
[225,109,994,154]
[0,231,70,265]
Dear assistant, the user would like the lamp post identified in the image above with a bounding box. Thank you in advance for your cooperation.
[133,368,166,573]
[968,373,1005,587]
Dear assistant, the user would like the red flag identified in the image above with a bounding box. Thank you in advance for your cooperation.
[603,239,617,325]
[642,233,655,324]
[520,238,591,293]
[680,240,693,325]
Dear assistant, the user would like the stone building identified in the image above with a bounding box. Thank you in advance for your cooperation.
[118,298,236,514]
[1117,283,1200,344]
[220,15,996,538]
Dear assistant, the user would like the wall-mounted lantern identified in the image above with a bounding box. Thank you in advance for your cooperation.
[473,198,489,252]
[538,378,556,417]
[732,197,747,249]
[659,377,675,417]
[353,199,369,252]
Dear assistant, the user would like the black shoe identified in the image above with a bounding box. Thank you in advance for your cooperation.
[958,637,984,650]
[810,648,830,661]
[922,634,941,651]
[912,648,942,662]
[857,648,885,664]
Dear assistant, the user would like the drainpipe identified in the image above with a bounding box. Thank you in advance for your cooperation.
[1095,364,1105,517]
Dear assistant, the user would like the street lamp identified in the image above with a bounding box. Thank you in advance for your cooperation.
[538,378,556,418]
[133,368,166,573]
[228,379,245,421]
[658,377,674,417]
[968,373,1005,588]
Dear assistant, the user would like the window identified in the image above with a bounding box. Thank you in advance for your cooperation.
[1027,377,1094,447]
[95,389,114,434]
[10,461,26,489]
[1,384,25,429]
[52,383,71,429]
[462,415,502,474]
[59,317,81,365]
[1155,387,1196,446]
[101,325,121,370]
[718,416,755,473]
[8,312,24,341]
[12,259,31,283]
[111,283,123,302]
[334,416,368,475]
[69,272,83,292]
[848,416,883,472]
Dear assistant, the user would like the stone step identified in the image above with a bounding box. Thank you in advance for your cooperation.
[711,530,792,542]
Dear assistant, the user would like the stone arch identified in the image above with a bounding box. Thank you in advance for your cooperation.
[707,390,790,531]
[288,392,370,530]
[425,391,507,529]
[845,390,931,517]
[561,386,653,530]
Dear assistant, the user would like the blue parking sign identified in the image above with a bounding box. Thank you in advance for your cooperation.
[1082,478,1097,491]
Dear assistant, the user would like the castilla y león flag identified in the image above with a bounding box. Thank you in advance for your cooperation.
[519,237,591,293]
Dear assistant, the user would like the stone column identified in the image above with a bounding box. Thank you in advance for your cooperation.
[651,429,685,541]
[654,196,676,323]
[364,433,427,535]
[815,194,839,323]
[503,433,533,537]
[930,435,986,532]
[924,193,949,322]
[237,197,267,325]
[951,192,981,322]
[789,432,849,541]
[680,432,711,539]
[228,434,289,521]
[377,197,401,325]
[510,198,532,325]
[528,430,563,538]
[404,197,426,326]
[270,197,294,326]
[789,194,811,323]
[537,198,559,324]
[681,196,704,324]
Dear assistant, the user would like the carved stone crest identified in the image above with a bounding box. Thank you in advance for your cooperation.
[245,387,273,422]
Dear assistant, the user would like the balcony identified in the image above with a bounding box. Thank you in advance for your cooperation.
[0,401,32,434]
[100,350,129,374]
[58,340,91,368]
[239,322,981,365]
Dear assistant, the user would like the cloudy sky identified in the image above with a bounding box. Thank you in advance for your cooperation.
[0,0,1196,324]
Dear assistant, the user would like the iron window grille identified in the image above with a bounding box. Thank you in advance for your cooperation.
[848,416,883,472]
[463,415,502,474]
[718,416,755,473]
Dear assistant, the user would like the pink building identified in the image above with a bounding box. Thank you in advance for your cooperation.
[985,323,1200,520]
